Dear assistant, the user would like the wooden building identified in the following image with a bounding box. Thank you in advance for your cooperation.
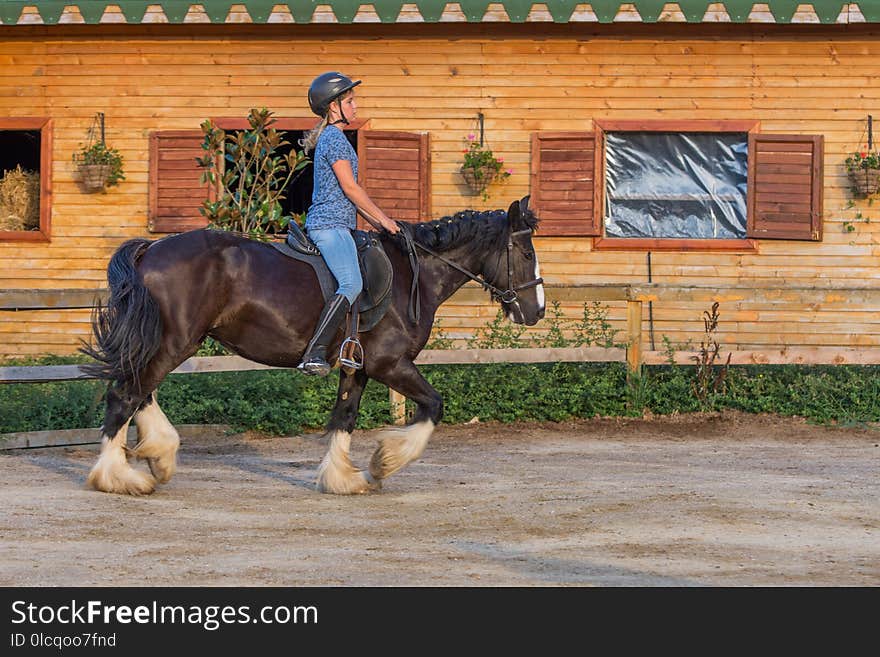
[0,1,878,360]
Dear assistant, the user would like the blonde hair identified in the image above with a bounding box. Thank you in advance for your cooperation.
[299,115,329,153]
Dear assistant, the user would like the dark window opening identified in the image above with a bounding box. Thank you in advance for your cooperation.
[0,130,40,172]
[225,128,358,232]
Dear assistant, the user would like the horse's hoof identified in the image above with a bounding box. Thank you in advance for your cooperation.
[315,472,371,495]
[145,456,176,484]
[87,465,156,496]
[369,437,409,480]
[365,471,383,492]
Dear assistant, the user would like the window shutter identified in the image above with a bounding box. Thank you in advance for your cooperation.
[148,130,208,233]
[747,134,823,241]
[358,130,431,227]
[530,131,599,236]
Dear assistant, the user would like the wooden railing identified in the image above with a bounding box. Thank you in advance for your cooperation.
[4,284,880,427]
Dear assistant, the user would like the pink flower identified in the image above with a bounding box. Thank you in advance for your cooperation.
[497,157,503,163]
[506,169,513,175]
[467,133,475,141]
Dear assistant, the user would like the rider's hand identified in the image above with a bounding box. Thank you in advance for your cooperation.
[383,219,401,235]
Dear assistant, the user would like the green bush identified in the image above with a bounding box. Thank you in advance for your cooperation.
[4,303,878,434]
[3,357,880,435]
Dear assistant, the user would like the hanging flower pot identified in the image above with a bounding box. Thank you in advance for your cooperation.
[845,150,880,198]
[848,166,880,198]
[459,132,512,199]
[72,113,126,194]
[77,163,113,193]
[460,165,496,195]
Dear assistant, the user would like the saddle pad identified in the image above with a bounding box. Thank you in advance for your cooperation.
[270,239,394,332]
[270,241,337,302]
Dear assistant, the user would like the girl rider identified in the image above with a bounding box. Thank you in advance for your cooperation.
[297,72,401,376]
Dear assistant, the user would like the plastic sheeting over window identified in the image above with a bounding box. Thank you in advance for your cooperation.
[604,132,748,239]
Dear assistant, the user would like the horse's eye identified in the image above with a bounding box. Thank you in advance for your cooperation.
[524,251,533,260]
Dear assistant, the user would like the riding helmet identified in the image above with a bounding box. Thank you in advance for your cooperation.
[308,72,362,117]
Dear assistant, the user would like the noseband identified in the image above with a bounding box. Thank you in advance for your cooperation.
[402,225,543,317]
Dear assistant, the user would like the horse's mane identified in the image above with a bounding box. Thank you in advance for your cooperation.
[409,209,507,252]
[406,201,540,252]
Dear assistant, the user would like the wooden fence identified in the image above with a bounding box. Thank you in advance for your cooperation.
[3,283,880,430]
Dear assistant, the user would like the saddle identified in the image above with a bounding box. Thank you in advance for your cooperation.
[271,222,394,334]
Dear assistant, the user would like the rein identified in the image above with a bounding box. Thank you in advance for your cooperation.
[397,222,543,324]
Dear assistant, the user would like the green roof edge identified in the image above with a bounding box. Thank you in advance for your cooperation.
[0,1,876,25]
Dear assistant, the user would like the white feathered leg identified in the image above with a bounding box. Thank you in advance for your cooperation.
[87,419,156,495]
[316,430,373,495]
[132,394,180,484]
[369,420,434,482]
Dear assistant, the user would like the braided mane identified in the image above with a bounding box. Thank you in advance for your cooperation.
[410,209,508,253]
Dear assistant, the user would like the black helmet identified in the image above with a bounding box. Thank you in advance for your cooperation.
[308,72,361,117]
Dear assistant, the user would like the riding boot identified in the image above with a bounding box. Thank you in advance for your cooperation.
[298,294,351,376]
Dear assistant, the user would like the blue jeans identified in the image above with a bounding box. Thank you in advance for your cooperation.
[307,227,363,305]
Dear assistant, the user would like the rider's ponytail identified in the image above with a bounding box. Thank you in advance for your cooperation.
[299,114,329,153]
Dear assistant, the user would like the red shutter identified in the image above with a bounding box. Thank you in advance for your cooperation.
[358,130,431,227]
[747,134,823,241]
[148,130,208,233]
[530,131,599,236]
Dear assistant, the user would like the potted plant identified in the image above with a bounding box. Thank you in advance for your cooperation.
[73,141,125,193]
[459,133,512,200]
[845,149,880,197]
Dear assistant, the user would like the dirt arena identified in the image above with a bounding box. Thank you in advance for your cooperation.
[1,411,877,587]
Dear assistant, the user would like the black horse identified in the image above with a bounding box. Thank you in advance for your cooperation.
[81,195,544,495]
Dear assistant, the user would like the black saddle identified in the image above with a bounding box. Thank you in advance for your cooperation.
[271,222,394,332]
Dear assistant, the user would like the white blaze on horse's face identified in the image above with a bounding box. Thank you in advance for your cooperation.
[503,230,545,327]
[533,250,545,312]
[505,249,545,325]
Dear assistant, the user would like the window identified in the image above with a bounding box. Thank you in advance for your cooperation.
[149,120,430,233]
[0,118,52,241]
[531,120,823,248]
[603,131,748,240]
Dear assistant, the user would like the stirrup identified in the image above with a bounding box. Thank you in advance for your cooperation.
[339,337,364,371]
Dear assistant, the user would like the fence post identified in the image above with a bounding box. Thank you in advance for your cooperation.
[389,389,406,425]
[626,300,643,374]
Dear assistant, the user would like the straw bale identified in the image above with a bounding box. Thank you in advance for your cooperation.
[0,165,40,231]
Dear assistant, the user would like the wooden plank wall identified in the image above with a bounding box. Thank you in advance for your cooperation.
[0,24,878,355]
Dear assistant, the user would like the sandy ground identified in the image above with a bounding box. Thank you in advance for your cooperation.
[1,411,877,587]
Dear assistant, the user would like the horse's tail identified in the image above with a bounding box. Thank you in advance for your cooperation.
[79,238,163,390]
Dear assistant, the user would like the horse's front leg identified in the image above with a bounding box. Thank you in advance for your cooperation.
[368,359,443,485]
[316,368,377,495]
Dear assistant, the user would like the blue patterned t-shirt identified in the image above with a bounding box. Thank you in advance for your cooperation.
[305,125,358,231]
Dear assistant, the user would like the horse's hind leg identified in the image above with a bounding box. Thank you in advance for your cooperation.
[131,392,180,484]
[87,387,156,495]
[316,368,376,495]
[368,360,442,484]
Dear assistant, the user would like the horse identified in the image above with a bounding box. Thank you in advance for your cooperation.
[80,195,545,495]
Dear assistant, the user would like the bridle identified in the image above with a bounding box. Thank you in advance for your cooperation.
[398,222,543,323]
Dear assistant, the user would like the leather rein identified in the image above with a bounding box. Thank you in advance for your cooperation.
[397,224,543,324]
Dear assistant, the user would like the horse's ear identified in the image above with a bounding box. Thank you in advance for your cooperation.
[507,195,533,231]
[507,198,522,227]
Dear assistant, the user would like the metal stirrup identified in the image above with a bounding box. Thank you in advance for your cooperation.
[339,337,364,371]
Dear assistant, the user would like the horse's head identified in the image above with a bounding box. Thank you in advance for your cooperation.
[486,195,545,326]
